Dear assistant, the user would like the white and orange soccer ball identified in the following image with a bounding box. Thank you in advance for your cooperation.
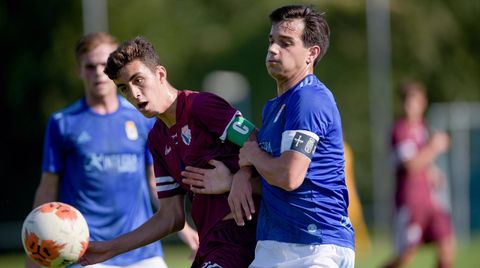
[22,202,89,268]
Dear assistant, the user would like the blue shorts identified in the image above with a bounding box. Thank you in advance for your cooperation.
[191,218,257,268]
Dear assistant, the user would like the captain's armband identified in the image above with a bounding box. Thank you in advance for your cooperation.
[281,130,319,159]
[226,116,256,147]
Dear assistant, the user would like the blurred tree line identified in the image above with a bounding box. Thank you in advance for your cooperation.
[1,0,479,226]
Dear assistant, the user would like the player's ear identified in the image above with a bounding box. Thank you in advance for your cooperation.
[307,45,320,66]
[155,65,167,82]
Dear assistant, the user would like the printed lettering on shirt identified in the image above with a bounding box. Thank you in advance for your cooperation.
[84,153,138,173]
[281,130,319,159]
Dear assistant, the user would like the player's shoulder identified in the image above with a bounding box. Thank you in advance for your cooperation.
[50,98,87,122]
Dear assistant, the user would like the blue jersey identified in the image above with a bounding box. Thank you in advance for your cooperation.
[42,96,163,266]
[256,74,355,249]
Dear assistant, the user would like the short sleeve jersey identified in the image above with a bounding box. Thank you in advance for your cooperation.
[148,90,249,240]
[391,118,433,207]
[42,96,162,266]
[256,74,355,249]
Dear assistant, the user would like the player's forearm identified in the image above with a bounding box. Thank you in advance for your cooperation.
[33,172,59,207]
[110,204,185,256]
[249,151,306,191]
[403,144,440,173]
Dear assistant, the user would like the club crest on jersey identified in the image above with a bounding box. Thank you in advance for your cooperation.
[181,125,191,145]
[125,121,138,140]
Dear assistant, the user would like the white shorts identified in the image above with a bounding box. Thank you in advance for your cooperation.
[69,256,168,268]
[249,240,355,268]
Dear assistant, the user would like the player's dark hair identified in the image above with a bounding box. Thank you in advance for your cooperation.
[104,36,161,80]
[75,32,117,65]
[399,79,426,102]
[269,5,330,65]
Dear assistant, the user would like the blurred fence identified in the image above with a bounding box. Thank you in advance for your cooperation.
[428,102,480,243]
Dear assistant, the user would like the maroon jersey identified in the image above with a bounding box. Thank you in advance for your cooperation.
[148,90,243,240]
[391,118,433,207]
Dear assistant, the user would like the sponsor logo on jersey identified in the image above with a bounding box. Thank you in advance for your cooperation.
[181,125,191,145]
[84,153,138,173]
[77,131,91,144]
[125,121,138,140]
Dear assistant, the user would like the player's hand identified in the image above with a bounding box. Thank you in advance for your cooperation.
[430,131,449,154]
[181,159,232,194]
[177,224,199,260]
[239,141,261,167]
[228,167,255,226]
[78,241,116,266]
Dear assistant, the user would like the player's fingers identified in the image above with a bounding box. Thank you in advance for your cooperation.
[230,198,245,226]
[181,171,205,180]
[246,194,256,214]
[182,178,204,187]
[184,166,205,175]
[240,196,252,221]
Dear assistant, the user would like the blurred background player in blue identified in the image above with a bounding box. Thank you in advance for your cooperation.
[29,32,198,268]
[383,80,455,268]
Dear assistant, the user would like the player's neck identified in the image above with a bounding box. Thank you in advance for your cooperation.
[276,68,313,96]
[157,85,178,128]
[86,94,119,115]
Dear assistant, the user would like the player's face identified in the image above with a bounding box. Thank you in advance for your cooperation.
[78,43,117,99]
[114,60,169,118]
[266,19,311,81]
[404,89,427,120]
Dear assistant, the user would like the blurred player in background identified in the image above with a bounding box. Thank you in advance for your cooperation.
[30,32,198,268]
[79,36,259,268]
[344,141,371,258]
[383,80,455,268]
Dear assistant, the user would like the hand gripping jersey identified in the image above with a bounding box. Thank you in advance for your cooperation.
[148,90,259,241]
[42,96,163,266]
[256,74,355,249]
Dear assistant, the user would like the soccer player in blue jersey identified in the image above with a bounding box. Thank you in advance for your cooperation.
[30,32,198,268]
[243,5,355,267]
[182,4,356,267]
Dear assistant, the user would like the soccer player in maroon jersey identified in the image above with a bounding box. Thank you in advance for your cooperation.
[383,80,455,268]
[79,36,259,268]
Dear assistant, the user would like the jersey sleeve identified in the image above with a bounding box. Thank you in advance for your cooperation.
[391,122,418,164]
[281,88,333,157]
[191,92,239,140]
[147,132,185,198]
[41,114,66,174]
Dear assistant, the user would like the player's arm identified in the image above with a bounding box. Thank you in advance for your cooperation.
[398,131,449,173]
[33,172,59,208]
[239,129,318,191]
[145,164,199,257]
[80,194,186,265]
[26,172,61,268]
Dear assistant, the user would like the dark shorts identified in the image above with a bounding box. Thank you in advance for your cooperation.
[191,218,257,268]
[394,204,453,253]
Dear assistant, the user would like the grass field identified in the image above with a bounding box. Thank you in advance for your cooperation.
[3,235,480,268]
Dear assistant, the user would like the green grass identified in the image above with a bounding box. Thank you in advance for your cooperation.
[4,235,480,268]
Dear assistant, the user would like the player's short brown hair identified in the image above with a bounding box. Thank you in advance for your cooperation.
[104,36,161,80]
[75,32,117,65]
[399,79,427,102]
[269,5,330,65]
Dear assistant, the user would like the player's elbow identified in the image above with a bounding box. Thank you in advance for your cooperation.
[277,172,304,191]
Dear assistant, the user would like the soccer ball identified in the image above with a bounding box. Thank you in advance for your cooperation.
[22,202,89,268]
